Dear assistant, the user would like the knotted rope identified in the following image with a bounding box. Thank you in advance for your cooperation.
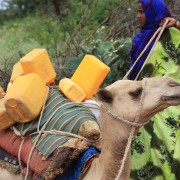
[101,104,149,127]
[14,86,100,180]
[114,78,147,180]
[100,78,147,180]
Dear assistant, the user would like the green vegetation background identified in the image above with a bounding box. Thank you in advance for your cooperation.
[0,0,178,89]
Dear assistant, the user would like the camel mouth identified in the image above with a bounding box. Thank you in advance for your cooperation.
[161,95,180,101]
[161,95,180,107]
[145,95,180,119]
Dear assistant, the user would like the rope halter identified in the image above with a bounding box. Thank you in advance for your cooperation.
[99,78,148,180]
[101,78,148,128]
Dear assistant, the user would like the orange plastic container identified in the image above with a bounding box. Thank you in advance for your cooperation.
[59,78,86,102]
[4,73,48,123]
[0,99,15,131]
[20,49,56,86]
[10,61,24,83]
[71,55,110,99]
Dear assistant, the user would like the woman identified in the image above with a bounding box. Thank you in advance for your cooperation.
[128,0,179,80]
[129,0,180,179]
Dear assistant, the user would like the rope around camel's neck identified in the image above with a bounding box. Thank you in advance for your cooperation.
[101,78,147,180]
[114,19,169,179]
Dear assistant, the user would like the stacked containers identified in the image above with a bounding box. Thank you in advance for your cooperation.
[0,49,56,130]
[20,49,56,86]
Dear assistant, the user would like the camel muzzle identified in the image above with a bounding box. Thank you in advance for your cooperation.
[161,94,180,105]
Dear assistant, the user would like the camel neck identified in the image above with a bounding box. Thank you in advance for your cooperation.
[87,110,140,180]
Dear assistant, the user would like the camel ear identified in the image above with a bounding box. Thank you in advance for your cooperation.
[95,89,113,103]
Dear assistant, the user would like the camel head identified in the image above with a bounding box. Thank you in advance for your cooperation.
[95,77,180,126]
[83,76,180,180]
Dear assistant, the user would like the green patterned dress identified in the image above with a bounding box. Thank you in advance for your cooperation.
[130,28,180,180]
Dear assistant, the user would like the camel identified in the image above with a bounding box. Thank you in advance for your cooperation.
[0,76,180,180]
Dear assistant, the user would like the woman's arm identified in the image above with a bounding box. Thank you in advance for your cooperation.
[160,17,180,30]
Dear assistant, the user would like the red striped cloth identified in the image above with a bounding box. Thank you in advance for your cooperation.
[0,130,49,176]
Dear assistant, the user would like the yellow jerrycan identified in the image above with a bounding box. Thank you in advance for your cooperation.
[10,61,24,83]
[71,55,110,99]
[20,49,56,86]
[4,73,48,123]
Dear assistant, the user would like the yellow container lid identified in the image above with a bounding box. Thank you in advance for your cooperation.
[59,78,86,102]
[71,55,110,99]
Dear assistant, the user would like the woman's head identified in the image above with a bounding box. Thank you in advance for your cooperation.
[137,2,146,27]
[137,0,171,29]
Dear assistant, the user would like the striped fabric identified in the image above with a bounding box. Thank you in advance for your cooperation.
[15,87,98,159]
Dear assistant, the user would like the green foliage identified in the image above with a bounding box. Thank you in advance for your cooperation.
[131,132,145,155]
[136,162,156,180]
[0,21,41,60]
[1,0,49,19]
[0,15,63,63]
[0,18,42,89]
[159,144,174,165]
[0,0,133,89]
[64,27,131,85]
[163,42,180,65]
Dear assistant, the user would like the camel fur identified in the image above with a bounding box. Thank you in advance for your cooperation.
[1,77,180,180]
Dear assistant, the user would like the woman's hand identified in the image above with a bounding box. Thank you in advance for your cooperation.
[160,17,176,28]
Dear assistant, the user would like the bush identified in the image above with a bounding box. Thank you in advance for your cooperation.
[64,27,131,86]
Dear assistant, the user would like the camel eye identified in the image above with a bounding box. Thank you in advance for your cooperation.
[128,88,142,98]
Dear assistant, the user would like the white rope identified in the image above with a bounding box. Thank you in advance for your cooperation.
[114,78,147,180]
[123,19,169,80]
[100,79,147,180]
[24,86,50,179]
[114,21,169,179]
[101,104,149,127]
[97,78,146,180]
[123,28,161,80]
[135,19,169,80]
[18,137,25,171]
[37,86,50,132]
[28,130,99,143]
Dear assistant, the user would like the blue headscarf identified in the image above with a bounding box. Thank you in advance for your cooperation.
[128,0,171,80]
